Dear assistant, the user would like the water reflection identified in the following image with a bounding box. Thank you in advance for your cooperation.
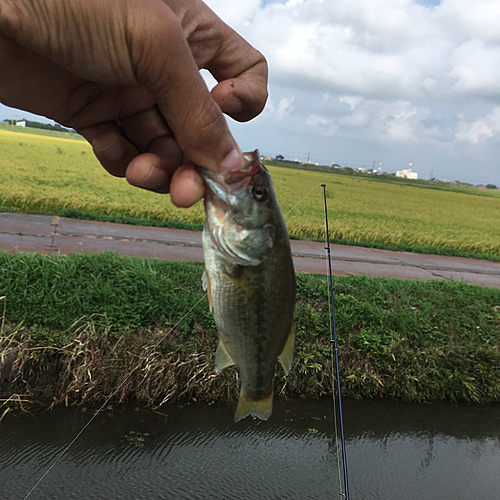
[1,399,499,499]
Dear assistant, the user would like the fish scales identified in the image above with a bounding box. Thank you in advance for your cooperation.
[207,233,293,388]
[199,151,296,422]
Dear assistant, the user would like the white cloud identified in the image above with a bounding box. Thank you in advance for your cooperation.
[305,113,338,135]
[435,0,500,42]
[284,95,437,143]
[339,96,362,110]
[203,0,261,26]
[305,114,329,127]
[456,106,500,144]
[207,0,500,101]
[338,110,370,128]
[449,41,500,96]
[377,101,421,142]
[262,96,296,121]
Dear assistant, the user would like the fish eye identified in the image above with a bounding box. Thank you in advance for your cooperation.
[252,185,268,201]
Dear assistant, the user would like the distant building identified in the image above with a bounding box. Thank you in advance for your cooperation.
[396,169,418,180]
[15,120,26,127]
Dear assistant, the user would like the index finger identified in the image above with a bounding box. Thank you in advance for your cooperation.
[186,3,268,122]
[131,3,249,174]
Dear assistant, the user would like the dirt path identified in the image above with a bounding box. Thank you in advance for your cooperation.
[1,212,499,288]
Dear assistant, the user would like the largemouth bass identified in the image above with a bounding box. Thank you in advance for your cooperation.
[199,150,296,422]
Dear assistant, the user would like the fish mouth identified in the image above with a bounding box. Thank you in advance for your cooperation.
[224,150,261,186]
[198,150,261,205]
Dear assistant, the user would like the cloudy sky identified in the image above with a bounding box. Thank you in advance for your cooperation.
[3,0,500,185]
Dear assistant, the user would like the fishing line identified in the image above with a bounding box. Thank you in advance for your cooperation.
[22,293,208,500]
[22,180,328,498]
[321,184,350,500]
[283,183,323,220]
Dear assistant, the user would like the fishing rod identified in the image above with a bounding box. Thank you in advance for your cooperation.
[321,184,350,500]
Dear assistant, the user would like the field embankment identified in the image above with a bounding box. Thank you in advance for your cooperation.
[1,129,499,259]
[1,252,499,409]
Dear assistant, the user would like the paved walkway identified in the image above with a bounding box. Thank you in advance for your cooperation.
[1,212,499,288]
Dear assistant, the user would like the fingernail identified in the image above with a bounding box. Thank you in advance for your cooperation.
[220,148,245,172]
[133,162,169,191]
[93,134,123,163]
[217,93,244,116]
[135,164,156,187]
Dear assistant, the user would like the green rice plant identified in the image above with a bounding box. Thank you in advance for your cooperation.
[0,130,206,226]
[0,123,85,140]
[270,167,500,257]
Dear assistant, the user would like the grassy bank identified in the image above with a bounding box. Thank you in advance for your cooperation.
[1,252,499,409]
[1,129,499,259]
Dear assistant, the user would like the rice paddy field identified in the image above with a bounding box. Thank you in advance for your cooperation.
[1,128,499,258]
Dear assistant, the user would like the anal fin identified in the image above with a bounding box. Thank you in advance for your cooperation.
[278,324,295,375]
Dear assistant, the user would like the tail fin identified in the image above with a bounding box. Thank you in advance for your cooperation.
[234,390,273,422]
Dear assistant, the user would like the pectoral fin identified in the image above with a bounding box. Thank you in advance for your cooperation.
[215,339,235,372]
[278,324,295,375]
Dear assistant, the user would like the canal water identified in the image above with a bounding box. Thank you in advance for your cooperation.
[1,398,499,500]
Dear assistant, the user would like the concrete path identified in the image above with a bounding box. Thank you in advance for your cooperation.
[1,212,499,288]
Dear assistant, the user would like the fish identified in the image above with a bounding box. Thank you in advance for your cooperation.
[198,150,296,422]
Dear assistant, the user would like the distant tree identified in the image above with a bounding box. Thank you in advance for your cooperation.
[25,120,71,132]
[485,184,497,189]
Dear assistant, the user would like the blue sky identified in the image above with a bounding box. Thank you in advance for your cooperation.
[1,106,50,125]
[3,0,500,186]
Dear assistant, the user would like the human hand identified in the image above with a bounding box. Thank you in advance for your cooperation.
[0,0,268,207]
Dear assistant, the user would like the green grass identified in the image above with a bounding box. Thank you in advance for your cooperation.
[1,129,499,258]
[0,252,208,335]
[1,252,499,404]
